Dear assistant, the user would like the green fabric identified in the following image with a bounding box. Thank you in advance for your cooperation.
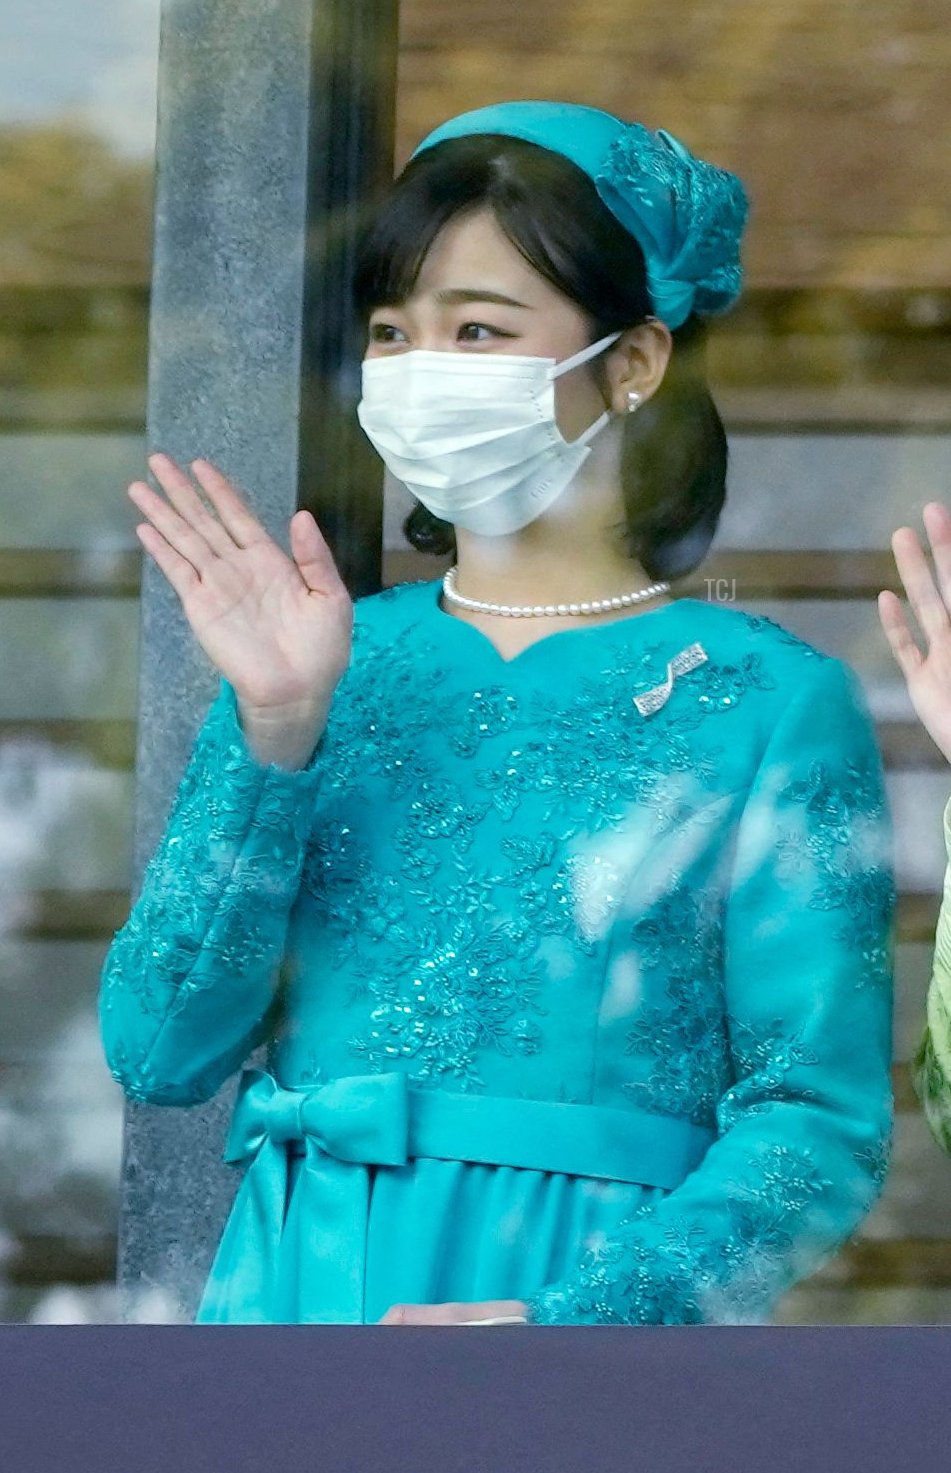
[912,795,951,1153]
[100,583,895,1324]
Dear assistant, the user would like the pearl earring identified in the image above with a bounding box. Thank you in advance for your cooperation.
[626,390,642,413]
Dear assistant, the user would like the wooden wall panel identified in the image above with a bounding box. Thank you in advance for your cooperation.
[2,4,948,296]
[397,0,951,290]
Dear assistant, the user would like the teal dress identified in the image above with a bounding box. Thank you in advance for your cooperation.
[99,581,895,1324]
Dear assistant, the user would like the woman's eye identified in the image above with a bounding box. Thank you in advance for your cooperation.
[368,323,405,343]
[458,322,509,342]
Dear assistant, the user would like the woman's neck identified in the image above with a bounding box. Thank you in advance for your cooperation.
[449,432,669,620]
[451,539,662,612]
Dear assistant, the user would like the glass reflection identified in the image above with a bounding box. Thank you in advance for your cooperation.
[3,0,951,1326]
[0,0,160,1322]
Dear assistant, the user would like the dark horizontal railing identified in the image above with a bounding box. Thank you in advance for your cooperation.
[380,548,913,600]
[0,719,137,768]
[0,717,945,775]
[0,546,925,600]
[7,1234,117,1288]
[0,549,141,597]
[6,1229,951,1295]
[14,889,130,941]
[2,283,949,431]
[5,888,943,946]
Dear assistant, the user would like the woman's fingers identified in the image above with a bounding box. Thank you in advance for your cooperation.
[378,1299,525,1325]
[190,458,270,548]
[147,452,235,559]
[922,502,951,606]
[128,478,216,575]
[130,452,274,575]
[878,589,924,682]
[378,1303,458,1325]
[135,521,200,602]
[891,524,951,646]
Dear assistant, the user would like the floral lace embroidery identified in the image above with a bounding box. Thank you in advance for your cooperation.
[468,648,768,835]
[346,911,547,1089]
[622,882,729,1127]
[716,1018,820,1133]
[594,122,748,320]
[853,1134,892,1193]
[105,1034,260,1108]
[294,627,779,1088]
[100,692,319,1098]
[736,612,826,658]
[700,1145,837,1319]
[526,1141,837,1326]
[777,758,895,989]
[104,590,893,1321]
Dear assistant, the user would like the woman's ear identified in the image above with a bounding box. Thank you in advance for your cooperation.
[605,318,673,414]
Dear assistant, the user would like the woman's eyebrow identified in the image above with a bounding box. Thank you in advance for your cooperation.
[433,287,533,309]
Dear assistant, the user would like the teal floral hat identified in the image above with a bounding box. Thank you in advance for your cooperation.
[412,100,749,331]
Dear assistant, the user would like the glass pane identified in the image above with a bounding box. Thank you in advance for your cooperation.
[5,0,950,1328]
[0,0,160,1323]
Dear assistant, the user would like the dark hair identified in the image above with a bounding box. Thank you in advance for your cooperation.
[352,135,727,580]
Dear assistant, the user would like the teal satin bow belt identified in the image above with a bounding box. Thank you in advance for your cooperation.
[194,1067,716,1325]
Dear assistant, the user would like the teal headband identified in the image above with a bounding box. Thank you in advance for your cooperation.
[411,101,749,332]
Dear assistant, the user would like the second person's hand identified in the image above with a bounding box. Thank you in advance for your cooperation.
[879,501,951,765]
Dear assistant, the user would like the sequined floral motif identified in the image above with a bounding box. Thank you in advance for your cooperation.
[564,848,628,948]
[853,1133,892,1193]
[100,687,321,1103]
[777,758,895,989]
[702,1145,837,1317]
[623,882,729,1126]
[470,648,769,836]
[737,612,825,657]
[594,122,748,321]
[304,627,786,1093]
[100,586,894,1327]
[346,912,547,1090]
[716,1018,820,1133]
[522,660,893,1326]
[526,1141,837,1326]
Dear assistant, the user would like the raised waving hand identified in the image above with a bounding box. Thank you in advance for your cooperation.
[879,501,951,765]
[130,453,353,767]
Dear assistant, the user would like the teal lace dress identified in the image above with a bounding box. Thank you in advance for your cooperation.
[99,581,895,1324]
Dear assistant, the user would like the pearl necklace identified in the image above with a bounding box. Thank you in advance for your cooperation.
[441,564,671,618]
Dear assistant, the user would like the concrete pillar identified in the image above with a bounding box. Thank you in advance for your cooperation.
[118,0,397,1320]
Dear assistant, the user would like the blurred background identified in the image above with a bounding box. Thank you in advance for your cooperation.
[1,0,950,1322]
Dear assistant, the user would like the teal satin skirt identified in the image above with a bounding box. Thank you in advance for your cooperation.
[194,1067,715,1324]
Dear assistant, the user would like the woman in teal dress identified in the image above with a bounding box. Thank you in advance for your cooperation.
[100,101,895,1326]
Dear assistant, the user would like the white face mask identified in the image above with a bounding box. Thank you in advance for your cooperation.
[356,330,622,536]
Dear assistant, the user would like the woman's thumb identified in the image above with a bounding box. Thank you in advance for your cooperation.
[289,509,341,593]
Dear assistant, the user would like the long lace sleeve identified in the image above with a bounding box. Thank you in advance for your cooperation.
[99,679,326,1106]
[911,794,951,1153]
[525,656,896,1325]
